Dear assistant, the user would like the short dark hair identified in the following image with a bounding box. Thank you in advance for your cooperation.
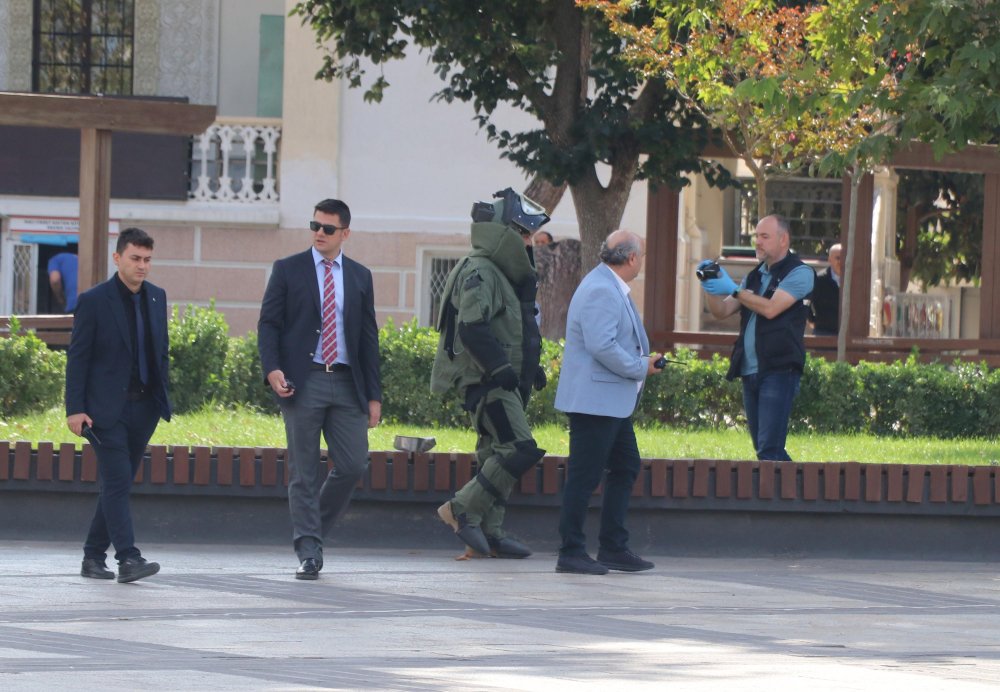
[116,227,153,254]
[314,199,351,227]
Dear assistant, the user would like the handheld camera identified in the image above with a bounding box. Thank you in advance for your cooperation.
[696,261,721,282]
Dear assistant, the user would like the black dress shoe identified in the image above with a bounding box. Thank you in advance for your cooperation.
[117,557,160,583]
[556,554,609,575]
[296,558,319,580]
[487,535,532,559]
[81,558,114,580]
[597,548,654,572]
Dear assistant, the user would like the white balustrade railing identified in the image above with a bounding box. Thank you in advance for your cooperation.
[190,117,281,203]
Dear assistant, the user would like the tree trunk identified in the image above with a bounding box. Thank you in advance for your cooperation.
[535,238,581,340]
[569,173,634,271]
[524,175,568,214]
[755,169,769,220]
[837,168,862,362]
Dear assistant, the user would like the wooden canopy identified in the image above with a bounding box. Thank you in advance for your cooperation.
[0,93,217,292]
[644,140,1000,362]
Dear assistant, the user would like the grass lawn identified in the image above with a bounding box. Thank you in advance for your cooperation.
[2,406,997,465]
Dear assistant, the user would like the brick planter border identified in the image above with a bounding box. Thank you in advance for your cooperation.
[2,441,998,517]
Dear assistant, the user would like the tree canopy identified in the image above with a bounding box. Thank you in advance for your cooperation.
[881,0,1000,155]
[583,0,832,218]
[291,0,733,268]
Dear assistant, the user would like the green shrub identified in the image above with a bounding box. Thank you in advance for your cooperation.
[0,317,66,418]
[224,331,277,413]
[792,357,868,434]
[907,359,992,438]
[168,303,230,413]
[981,368,1000,439]
[378,319,565,428]
[525,337,564,425]
[857,357,915,436]
[138,303,1000,440]
[636,349,742,428]
[378,319,467,427]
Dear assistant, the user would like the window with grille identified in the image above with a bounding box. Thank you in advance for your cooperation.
[11,244,37,314]
[32,0,135,95]
[427,256,460,326]
[728,177,843,257]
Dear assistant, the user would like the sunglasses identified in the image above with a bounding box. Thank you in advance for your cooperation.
[309,220,348,235]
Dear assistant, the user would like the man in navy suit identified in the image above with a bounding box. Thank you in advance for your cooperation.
[258,199,382,580]
[554,230,664,575]
[66,227,171,583]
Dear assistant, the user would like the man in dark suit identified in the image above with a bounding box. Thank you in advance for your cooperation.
[66,227,171,583]
[258,199,382,580]
[810,243,843,336]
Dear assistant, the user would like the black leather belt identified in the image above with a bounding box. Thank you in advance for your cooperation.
[311,362,351,373]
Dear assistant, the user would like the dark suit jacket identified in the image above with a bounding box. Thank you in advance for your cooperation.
[258,249,382,412]
[811,267,840,334]
[65,277,172,428]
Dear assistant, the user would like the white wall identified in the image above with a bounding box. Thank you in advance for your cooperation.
[218,0,284,116]
[336,53,649,240]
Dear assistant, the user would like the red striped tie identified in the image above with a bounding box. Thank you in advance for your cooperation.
[321,259,338,364]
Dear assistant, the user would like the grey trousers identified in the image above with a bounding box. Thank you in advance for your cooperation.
[280,369,369,561]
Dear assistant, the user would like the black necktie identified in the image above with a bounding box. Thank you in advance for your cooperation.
[131,292,149,384]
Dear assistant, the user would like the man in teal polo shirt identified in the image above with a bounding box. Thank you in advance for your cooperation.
[698,215,814,461]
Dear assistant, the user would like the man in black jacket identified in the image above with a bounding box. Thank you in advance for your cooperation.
[66,227,171,583]
[810,243,843,336]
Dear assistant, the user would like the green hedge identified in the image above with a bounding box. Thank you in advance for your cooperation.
[7,305,1000,439]
[0,317,66,417]
[383,322,1000,439]
[169,303,274,414]
[378,319,564,426]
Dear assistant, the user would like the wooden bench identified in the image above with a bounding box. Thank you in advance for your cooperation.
[0,315,75,348]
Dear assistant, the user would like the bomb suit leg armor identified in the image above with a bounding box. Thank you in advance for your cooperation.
[431,188,550,557]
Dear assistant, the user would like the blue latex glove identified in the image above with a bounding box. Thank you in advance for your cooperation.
[696,259,716,271]
[703,267,738,296]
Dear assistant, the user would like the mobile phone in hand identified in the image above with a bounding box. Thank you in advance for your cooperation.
[283,378,295,393]
[81,423,102,446]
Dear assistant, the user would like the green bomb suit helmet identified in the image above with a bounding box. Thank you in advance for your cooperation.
[471,187,551,235]
[431,188,550,395]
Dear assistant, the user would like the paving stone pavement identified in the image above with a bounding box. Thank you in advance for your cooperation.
[0,540,998,691]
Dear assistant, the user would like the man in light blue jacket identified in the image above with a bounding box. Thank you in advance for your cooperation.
[554,229,664,575]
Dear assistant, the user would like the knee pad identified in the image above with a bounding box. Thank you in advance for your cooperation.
[498,440,546,477]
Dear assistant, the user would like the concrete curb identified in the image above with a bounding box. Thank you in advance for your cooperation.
[3,441,999,559]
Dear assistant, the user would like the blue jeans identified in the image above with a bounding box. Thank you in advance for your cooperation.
[558,413,640,557]
[741,370,800,461]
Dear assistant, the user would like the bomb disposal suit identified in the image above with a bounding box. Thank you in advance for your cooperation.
[431,188,549,557]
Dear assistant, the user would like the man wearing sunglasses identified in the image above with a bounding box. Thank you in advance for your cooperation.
[258,199,382,580]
